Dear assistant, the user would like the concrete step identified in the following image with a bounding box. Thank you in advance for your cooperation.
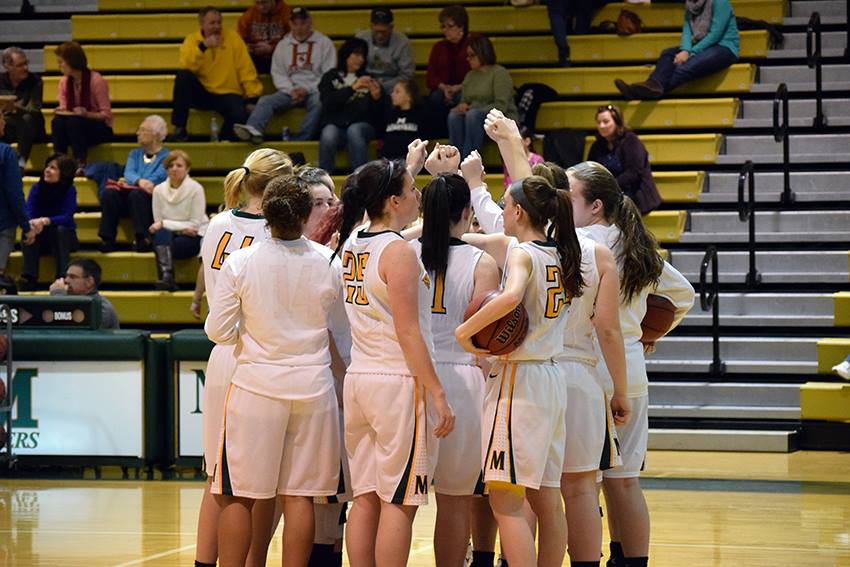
[30,0,96,11]
[679,292,835,326]
[21,49,44,73]
[752,65,850,94]
[736,98,850,128]
[650,404,801,419]
[647,335,818,374]
[701,171,850,203]
[650,381,801,406]
[788,0,847,18]
[648,428,798,452]
[669,249,848,284]
[718,134,850,164]
[680,210,850,243]
[0,19,70,43]
[768,30,847,59]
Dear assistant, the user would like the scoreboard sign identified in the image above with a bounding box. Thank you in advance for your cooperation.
[0,296,102,329]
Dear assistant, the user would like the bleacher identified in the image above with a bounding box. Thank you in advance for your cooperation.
[1,0,849,451]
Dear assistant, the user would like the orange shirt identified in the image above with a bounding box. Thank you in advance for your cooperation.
[237,1,291,52]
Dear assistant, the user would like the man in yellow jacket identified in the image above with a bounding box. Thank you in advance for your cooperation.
[170,7,264,142]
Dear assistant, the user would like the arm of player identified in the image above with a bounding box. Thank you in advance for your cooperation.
[591,244,631,426]
[472,251,501,298]
[654,261,696,333]
[382,241,455,438]
[485,109,532,183]
[462,231,513,270]
[190,264,205,320]
[204,261,241,345]
[462,150,505,234]
[456,247,531,352]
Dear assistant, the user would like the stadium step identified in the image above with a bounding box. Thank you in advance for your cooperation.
[735,98,850,128]
[717,133,850,164]
[102,290,207,324]
[752,64,850,93]
[6,251,199,285]
[0,19,70,43]
[646,336,818,374]
[647,428,798,452]
[42,32,770,71]
[766,31,847,59]
[6,0,97,13]
[668,249,849,284]
[785,0,847,24]
[678,292,836,327]
[701,171,850,203]
[648,381,800,419]
[680,210,850,243]
[593,0,785,30]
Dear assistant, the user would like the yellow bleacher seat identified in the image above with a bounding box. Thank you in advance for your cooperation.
[42,64,756,105]
[536,98,739,130]
[593,0,785,29]
[642,210,687,243]
[800,382,850,422]
[43,31,769,71]
[7,251,199,284]
[834,291,850,327]
[102,290,208,324]
[73,6,550,41]
[23,176,226,208]
[817,338,850,373]
[97,0,495,12]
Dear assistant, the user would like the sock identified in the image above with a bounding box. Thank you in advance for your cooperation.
[307,544,335,567]
[471,551,496,567]
[624,557,648,567]
[194,562,216,567]
[606,542,624,567]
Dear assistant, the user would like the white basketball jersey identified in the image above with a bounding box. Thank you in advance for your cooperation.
[410,238,484,365]
[342,230,434,375]
[202,209,270,301]
[559,236,599,365]
[505,240,570,362]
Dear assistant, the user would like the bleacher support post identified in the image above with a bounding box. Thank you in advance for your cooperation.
[700,246,726,376]
[737,160,761,287]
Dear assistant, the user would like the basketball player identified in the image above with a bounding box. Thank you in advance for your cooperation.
[195,149,293,567]
[455,119,584,566]
[567,161,694,567]
[333,157,454,567]
[409,172,500,567]
[205,175,346,567]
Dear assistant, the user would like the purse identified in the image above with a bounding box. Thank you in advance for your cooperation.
[104,179,140,192]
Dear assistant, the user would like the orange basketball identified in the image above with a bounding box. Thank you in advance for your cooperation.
[641,294,676,343]
[463,290,529,356]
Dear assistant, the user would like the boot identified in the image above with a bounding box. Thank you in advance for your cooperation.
[154,245,178,291]
[629,79,663,100]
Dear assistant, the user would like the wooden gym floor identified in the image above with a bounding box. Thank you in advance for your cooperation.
[1,451,849,566]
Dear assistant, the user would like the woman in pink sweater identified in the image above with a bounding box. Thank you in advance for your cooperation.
[52,42,113,165]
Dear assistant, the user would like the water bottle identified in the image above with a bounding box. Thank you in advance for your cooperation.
[281,126,290,141]
[210,116,219,142]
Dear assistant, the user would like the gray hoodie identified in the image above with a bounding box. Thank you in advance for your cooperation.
[270,30,337,94]
[354,29,415,92]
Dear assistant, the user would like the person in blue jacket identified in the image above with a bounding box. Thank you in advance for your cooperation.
[0,142,33,286]
[614,0,739,99]
[20,153,78,290]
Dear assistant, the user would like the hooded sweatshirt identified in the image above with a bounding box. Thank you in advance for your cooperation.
[270,30,337,94]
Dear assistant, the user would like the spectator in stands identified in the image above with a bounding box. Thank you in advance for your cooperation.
[234,6,336,144]
[96,115,170,253]
[51,42,113,166]
[425,5,471,134]
[0,141,32,286]
[318,37,386,173]
[546,0,593,67]
[833,354,850,380]
[149,150,207,291]
[20,153,78,291]
[503,125,544,188]
[355,7,415,93]
[237,0,292,74]
[448,34,517,159]
[171,6,263,142]
[0,47,45,169]
[614,0,739,99]
[49,257,120,329]
[587,104,662,214]
[380,79,426,161]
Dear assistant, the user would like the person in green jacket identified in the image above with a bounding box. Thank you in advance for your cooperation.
[614,0,739,100]
[448,34,517,158]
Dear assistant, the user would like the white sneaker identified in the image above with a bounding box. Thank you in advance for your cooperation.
[233,123,263,144]
[832,360,850,380]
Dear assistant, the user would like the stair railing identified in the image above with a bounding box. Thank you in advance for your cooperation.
[773,83,795,204]
[700,247,725,376]
[737,160,761,287]
[806,12,827,130]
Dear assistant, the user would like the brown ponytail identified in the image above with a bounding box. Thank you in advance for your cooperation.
[568,161,662,301]
[222,148,293,209]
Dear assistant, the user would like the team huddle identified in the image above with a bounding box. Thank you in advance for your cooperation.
[194,109,696,567]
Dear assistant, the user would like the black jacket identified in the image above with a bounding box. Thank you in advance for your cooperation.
[587,130,661,214]
[318,69,386,129]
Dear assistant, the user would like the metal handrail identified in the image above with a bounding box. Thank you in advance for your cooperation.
[806,12,827,130]
[773,83,795,204]
[737,161,761,287]
[699,247,725,376]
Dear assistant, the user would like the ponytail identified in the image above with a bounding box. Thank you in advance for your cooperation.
[614,195,663,302]
[222,148,293,209]
[421,173,470,278]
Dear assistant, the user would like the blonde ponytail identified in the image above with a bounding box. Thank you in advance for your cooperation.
[222,148,293,209]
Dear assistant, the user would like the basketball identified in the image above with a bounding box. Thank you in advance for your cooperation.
[641,294,677,343]
[463,290,529,356]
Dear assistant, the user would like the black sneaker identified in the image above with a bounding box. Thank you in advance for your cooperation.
[100,240,117,253]
[133,238,152,253]
[168,127,189,143]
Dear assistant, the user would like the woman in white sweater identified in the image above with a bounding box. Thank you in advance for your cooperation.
[149,150,208,290]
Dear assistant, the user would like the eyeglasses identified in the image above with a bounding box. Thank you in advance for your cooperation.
[465,51,478,60]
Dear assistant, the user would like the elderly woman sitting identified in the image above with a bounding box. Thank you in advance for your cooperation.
[93,114,169,252]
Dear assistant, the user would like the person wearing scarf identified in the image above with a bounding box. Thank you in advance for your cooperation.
[51,42,113,165]
[20,153,79,291]
[149,150,208,291]
[613,0,739,100]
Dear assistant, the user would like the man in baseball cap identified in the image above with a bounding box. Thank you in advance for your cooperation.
[355,6,414,93]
